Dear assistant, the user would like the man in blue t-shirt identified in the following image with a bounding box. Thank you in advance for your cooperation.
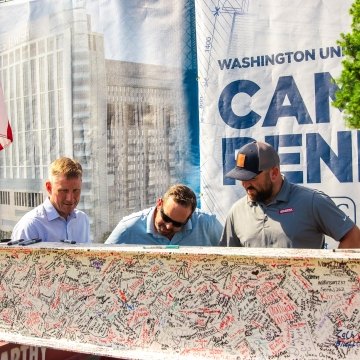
[105,184,222,246]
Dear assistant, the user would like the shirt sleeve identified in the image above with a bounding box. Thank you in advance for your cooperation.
[11,217,41,241]
[208,214,223,246]
[105,220,127,244]
[84,215,91,243]
[219,211,242,247]
[311,191,355,242]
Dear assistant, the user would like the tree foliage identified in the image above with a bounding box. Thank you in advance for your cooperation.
[333,0,360,128]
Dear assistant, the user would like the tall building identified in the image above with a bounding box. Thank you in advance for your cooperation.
[106,60,187,228]
[0,2,108,241]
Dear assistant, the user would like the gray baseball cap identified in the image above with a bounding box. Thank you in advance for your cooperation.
[225,141,280,181]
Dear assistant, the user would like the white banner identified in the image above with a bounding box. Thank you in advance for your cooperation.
[0,0,197,241]
[196,0,357,246]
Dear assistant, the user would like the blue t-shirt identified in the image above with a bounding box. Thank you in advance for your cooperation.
[105,207,222,246]
[11,197,90,243]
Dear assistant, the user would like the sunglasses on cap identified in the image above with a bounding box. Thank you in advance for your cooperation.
[160,208,189,228]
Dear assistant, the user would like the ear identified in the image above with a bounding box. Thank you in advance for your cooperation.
[156,198,163,208]
[45,180,52,195]
[270,167,280,181]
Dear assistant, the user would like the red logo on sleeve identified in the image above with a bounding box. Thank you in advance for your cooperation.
[279,208,294,214]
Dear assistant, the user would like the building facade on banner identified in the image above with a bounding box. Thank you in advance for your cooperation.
[0,2,187,241]
[106,60,185,228]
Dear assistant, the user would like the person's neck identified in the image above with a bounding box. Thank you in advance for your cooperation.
[264,177,284,205]
[50,200,69,220]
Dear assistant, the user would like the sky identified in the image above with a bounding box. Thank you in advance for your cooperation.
[0,0,188,66]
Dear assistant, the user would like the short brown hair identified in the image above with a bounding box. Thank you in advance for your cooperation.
[163,184,197,212]
[49,157,83,180]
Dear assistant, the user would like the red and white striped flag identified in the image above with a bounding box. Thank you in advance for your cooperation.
[0,82,13,151]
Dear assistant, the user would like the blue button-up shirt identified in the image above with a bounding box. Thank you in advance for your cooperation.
[105,207,222,246]
[11,197,90,243]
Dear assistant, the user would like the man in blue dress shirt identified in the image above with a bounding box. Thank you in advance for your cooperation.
[11,157,90,243]
[105,184,222,246]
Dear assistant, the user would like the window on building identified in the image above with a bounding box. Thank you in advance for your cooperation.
[14,192,44,208]
[0,191,10,205]
[126,104,136,126]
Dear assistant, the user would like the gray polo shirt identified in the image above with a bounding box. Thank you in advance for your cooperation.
[220,177,355,248]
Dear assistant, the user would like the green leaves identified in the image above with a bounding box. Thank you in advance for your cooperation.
[333,0,360,128]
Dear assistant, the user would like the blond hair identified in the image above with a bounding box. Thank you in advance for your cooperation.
[48,157,83,180]
[163,184,197,212]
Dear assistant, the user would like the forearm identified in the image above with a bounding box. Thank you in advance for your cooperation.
[338,226,360,249]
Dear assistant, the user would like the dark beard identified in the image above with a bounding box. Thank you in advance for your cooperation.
[248,186,274,204]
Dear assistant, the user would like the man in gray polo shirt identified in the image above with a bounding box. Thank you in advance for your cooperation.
[220,141,360,249]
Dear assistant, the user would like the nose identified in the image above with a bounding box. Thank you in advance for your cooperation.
[65,192,75,202]
[165,222,174,230]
